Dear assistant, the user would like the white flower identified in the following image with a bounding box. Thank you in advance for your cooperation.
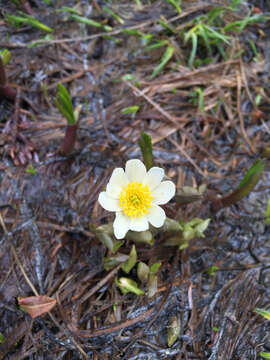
[98,159,175,239]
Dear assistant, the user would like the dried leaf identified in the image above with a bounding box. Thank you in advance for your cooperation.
[18,295,56,318]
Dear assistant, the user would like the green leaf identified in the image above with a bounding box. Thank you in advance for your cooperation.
[167,316,181,347]
[151,45,174,79]
[56,6,82,15]
[102,6,124,24]
[222,160,265,207]
[0,49,11,66]
[103,253,129,271]
[254,308,270,321]
[138,132,154,170]
[26,164,36,175]
[260,352,270,359]
[265,199,270,225]
[115,277,144,295]
[137,262,149,284]
[55,83,76,125]
[238,160,264,189]
[206,265,219,276]
[166,0,181,14]
[147,273,158,298]
[70,14,112,32]
[121,105,140,115]
[149,262,161,275]
[188,32,197,67]
[0,332,4,344]
[121,245,137,274]
[5,12,53,33]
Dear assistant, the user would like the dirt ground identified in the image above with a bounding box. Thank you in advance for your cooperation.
[1,0,270,359]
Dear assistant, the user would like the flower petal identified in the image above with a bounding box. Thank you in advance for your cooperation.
[113,212,131,239]
[143,167,164,191]
[125,159,147,183]
[152,181,176,205]
[98,192,121,212]
[106,168,129,199]
[147,204,165,228]
[130,216,149,232]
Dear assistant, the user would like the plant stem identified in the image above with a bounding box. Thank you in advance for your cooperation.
[0,57,17,101]
[59,124,78,156]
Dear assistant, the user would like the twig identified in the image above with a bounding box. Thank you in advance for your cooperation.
[236,71,255,154]
[0,213,39,296]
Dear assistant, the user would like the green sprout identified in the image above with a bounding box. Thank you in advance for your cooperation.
[138,132,154,170]
[254,308,270,321]
[5,12,53,32]
[26,164,36,175]
[265,199,270,225]
[70,14,112,32]
[151,45,174,79]
[167,316,181,347]
[0,49,11,66]
[121,245,137,274]
[223,13,270,33]
[206,265,219,276]
[54,83,80,155]
[121,105,140,118]
[189,87,205,112]
[166,0,181,14]
[217,160,265,209]
[260,352,270,359]
[184,23,230,67]
[115,277,144,296]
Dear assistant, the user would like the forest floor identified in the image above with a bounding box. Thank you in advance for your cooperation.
[1,0,270,359]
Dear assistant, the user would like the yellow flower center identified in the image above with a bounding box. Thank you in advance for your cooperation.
[119,182,152,218]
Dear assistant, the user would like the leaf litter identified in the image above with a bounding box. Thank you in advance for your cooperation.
[0,0,270,359]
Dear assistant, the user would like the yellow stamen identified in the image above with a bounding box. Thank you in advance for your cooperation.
[119,182,152,218]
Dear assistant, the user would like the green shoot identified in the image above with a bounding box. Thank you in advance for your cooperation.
[151,45,174,79]
[218,160,265,209]
[224,13,270,33]
[115,277,144,295]
[56,6,82,15]
[102,6,124,24]
[254,308,270,321]
[184,23,229,67]
[189,87,205,111]
[26,164,36,175]
[167,316,181,347]
[265,199,270,225]
[54,83,76,125]
[260,352,270,359]
[138,132,154,170]
[5,12,53,32]
[0,49,11,66]
[121,245,137,274]
[0,332,5,344]
[206,265,219,276]
[54,83,81,155]
[121,105,140,117]
[70,14,112,32]
[166,0,181,14]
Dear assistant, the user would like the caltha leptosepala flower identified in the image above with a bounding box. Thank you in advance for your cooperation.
[98,159,175,239]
